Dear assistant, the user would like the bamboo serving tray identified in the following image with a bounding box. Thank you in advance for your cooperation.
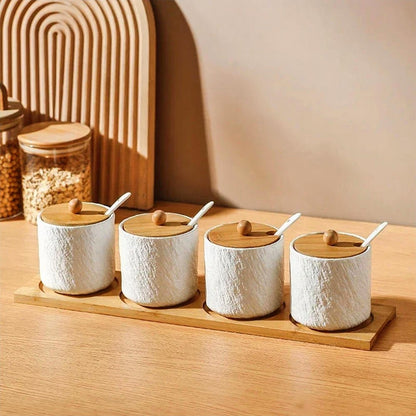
[14,273,395,350]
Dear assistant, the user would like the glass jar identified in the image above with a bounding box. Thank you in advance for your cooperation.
[18,121,92,224]
[0,84,23,220]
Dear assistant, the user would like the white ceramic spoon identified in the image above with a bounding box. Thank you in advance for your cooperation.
[274,212,302,237]
[188,201,214,227]
[361,222,388,247]
[105,192,132,216]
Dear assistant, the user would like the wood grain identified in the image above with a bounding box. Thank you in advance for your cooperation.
[208,222,279,248]
[0,0,155,209]
[123,213,192,237]
[41,202,108,226]
[15,276,395,351]
[1,201,415,416]
[18,121,90,148]
[294,232,366,258]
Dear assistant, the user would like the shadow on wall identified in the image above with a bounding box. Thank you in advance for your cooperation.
[151,0,215,205]
[149,0,378,215]
[149,1,415,225]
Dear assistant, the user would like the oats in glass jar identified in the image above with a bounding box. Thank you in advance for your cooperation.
[18,121,92,224]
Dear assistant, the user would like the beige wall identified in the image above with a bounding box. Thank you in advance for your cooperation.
[152,0,416,225]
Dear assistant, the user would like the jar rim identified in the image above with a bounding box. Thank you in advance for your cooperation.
[290,232,369,259]
[19,139,90,156]
[120,213,197,238]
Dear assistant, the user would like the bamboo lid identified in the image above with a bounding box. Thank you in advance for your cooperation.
[0,84,23,129]
[293,230,366,259]
[207,220,279,248]
[123,211,193,237]
[41,201,109,226]
[18,121,91,148]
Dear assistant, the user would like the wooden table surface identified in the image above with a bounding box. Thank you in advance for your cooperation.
[1,202,415,416]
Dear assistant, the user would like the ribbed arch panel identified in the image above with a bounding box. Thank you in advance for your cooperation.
[0,0,155,209]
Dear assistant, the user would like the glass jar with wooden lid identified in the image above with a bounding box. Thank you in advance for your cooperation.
[18,121,92,224]
[290,230,372,331]
[0,84,23,220]
[119,210,199,307]
[204,219,285,319]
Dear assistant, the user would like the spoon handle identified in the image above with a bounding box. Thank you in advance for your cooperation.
[361,222,388,247]
[274,212,301,237]
[105,192,132,216]
[188,201,214,227]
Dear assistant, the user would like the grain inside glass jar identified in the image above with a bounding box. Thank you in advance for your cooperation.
[18,121,92,224]
[0,84,23,220]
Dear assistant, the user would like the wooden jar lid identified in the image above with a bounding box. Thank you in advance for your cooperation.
[18,121,91,148]
[293,231,366,259]
[41,202,109,226]
[0,84,23,129]
[208,221,279,248]
[123,212,192,237]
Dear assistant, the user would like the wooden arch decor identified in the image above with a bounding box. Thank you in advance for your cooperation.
[0,0,155,209]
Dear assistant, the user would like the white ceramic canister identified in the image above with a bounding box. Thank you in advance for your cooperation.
[204,220,284,319]
[37,201,115,295]
[119,211,198,307]
[290,230,371,331]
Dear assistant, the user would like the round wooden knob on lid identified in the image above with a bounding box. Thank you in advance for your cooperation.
[68,198,83,214]
[123,212,192,237]
[323,229,338,245]
[293,231,366,259]
[41,202,108,226]
[237,220,252,236]
[208,221,279,249]
[152,210,167,226]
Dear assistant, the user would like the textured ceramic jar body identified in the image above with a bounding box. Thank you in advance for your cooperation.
[204,227,284,319]
[38,205,115,295]
[290,233,371,331]
[119,214,198,307]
